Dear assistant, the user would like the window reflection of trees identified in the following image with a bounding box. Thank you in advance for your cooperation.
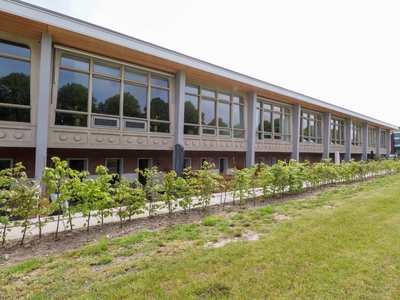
[0,72,30,122]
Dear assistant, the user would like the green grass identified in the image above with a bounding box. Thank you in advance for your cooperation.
[2,175,400,299]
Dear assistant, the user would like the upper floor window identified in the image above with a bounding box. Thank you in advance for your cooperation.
[255,99,291,142]
[300,110,322,144]
[351,123,362,147]
[380,130,387,149]
[368,126,376,148]
[55,51,170,133]
[330,118,345,145]
[0,39,31,123]
[184,84,245,138]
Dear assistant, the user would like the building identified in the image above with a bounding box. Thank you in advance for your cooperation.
[0,0,397,180]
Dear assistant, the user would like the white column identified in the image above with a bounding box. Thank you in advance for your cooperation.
[375,127,381,157]
[386,129,391,159]
[344,118,352,162]
[173,71,185,146]
[362,123,368,161]
[172,70,186,175]
[323,112,331,160]
[35,32,52,179]
[246,91,257,168]
[291,104,301,162]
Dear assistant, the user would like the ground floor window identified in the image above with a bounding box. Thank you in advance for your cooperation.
[0,159,12,171]
[67,158,88,172]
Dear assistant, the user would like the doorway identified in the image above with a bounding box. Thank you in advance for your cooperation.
[138,158,152,186]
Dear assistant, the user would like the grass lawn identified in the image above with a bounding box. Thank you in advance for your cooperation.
[2,175,400,299]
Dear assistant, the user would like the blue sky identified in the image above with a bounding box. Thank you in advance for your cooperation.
[23,0,400,127]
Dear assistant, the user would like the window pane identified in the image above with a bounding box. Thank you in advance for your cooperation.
[283,114,290,134]
[202,88,216,98]
[274,113,281,133]
[151,76,168,88]
[255,109,261,131]
[94,62,120,77]
[264,103,271,110]
[234,130,245,138]
[184,94,199,124]
[60,56,89,71]
[263,111,272,132]
[55,112,87,127]
[184,125,199,135]
[150,87,169,121]
[0,57,30,105]
[57,69,89,111]
[124,69,147,83]
[219,129,231,137]
[0,107,30,122]
[92,77,121,115]
[202,99,215,126]
[150,122,169,133]
[185,84,198,94]
[233,95,244,104]
[218,92,230,101]
[218,102,230,127]
[123,83,147,118]
[0,40,30,58]
[0,159,12,170]
[233,104,244,129]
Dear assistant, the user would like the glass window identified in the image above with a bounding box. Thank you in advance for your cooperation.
[61,56,89,70]
[0,40,31,123]
[218,102,231,127]
[330,118,345,145]
[94,62,120,77]
[55,52,170,130]
[184,84,244,138]
[57,69,89,112]
[300,110,323,144]
[151,76,168,88]
[123,83,147,118]
[256,98,291,142]
[202,99,216,126]
[0,159,12,171]
[150,88,169,121]
[0,40,30,58]
[92,77,121,115]
[125,69,147,83]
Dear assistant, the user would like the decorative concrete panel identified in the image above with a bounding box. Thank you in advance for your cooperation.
[299,144,323,152]
[0,127,35,147]
[50,130,89,147]
[123,135,148,146]
[330,146,346,153]
[255,142,292,152]
[90,134,121,146]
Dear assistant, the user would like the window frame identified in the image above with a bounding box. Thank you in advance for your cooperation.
[53,48,172,133]
[256,98,291,142]
[0,39,31,123]
[184,84,245,138]
[300,110,323,144]
[330,117,345,146]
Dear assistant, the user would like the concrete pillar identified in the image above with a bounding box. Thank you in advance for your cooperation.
[362,123,368,161]
[291,104,301,162]
[386,129,391,159]
[246,91,257,168]
[35,32,52,179]
[344,118,352,162]
[375,127,381,157]
[323,112,331,160]
[172,70,186,175]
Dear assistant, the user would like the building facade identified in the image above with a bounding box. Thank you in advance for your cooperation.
[0,0,397,179]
